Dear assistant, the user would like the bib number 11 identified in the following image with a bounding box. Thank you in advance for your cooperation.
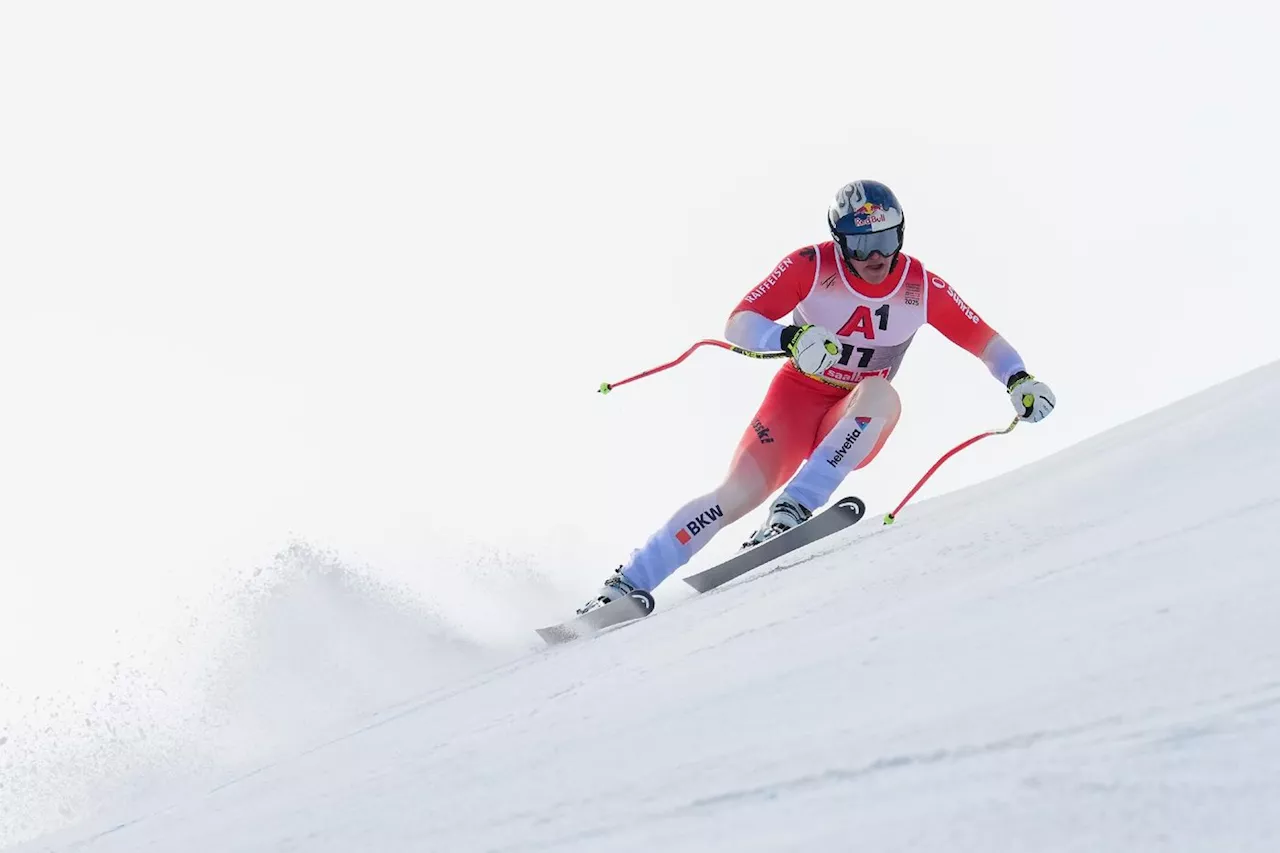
[839,344,874,368]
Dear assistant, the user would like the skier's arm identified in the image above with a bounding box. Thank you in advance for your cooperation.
[724,247,820,352]
[925,274,1026,385]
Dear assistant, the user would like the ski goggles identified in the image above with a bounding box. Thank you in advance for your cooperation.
[835,227,903,261]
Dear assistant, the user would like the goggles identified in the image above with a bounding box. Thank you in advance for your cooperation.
[835,227,903,262]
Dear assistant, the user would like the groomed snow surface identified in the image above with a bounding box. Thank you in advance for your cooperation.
[13,363,1280,852]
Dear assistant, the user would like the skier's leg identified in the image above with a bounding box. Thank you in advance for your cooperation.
[782,375,902,512]
[614,369,835,593]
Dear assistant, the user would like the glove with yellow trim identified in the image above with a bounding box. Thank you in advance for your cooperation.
[1007,370,1056,422]
[779,324,841,377]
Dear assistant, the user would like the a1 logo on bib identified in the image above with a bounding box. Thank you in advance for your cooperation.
[837,304,891,339]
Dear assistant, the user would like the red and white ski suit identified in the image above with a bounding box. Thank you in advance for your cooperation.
[619,242,1026,591]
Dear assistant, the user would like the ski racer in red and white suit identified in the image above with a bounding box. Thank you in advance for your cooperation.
[578,180,1056,613]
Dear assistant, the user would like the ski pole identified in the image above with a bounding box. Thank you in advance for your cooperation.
[882,416,1021,525]
[598,339,786,395]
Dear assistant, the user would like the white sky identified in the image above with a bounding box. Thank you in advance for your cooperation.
[2,0,1278,699]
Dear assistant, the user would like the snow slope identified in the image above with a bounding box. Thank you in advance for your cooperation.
[13,362,1280,852]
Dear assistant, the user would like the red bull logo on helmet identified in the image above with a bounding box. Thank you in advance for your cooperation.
[831,181,904,234]
[853,202,889,228]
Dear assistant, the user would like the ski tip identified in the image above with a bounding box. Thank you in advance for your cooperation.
[629,589,656,614]
[835,495,866,516]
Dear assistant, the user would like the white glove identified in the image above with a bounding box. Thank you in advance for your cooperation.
[1007,371,1056,422]
[780,324,841,376]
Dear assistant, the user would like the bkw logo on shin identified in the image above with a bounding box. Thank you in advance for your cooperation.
[675,504,724,545]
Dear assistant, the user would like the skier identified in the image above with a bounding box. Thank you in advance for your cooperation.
[577,180,1056,615]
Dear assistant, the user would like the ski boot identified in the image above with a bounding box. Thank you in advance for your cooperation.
[741,491,812,549]
[576,567,640,615]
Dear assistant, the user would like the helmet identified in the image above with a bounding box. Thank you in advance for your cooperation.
[827,180,906,267]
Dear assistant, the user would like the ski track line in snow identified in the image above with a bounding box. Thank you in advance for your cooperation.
[484,680,1280,853]
[673,679,1280,812]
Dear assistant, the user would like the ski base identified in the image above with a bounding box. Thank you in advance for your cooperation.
[682,495,867,593]
[535,589,656,645]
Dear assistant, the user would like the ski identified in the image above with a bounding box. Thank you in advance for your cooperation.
[536,495,865,644]
[535,589,656,646]
[682,495,867,593]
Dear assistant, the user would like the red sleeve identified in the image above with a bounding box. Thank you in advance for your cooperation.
[925,271,998,357]
[728,247,819,322]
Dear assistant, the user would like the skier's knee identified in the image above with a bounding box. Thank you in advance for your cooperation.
[715,456,778,523]
[848,376,901,419]
[717,487,769,525]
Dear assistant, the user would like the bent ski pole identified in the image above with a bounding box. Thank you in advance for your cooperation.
[598,339,786,395]
[883,416,1021,524]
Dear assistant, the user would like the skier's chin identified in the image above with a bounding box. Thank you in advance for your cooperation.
[858,261,891,283]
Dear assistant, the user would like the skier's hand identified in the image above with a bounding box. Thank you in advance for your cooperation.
[780,324,841,377]
[1007,371,1056,422]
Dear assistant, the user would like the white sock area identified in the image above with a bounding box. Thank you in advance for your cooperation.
[786,417,885,512]
[621,490,732,591]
